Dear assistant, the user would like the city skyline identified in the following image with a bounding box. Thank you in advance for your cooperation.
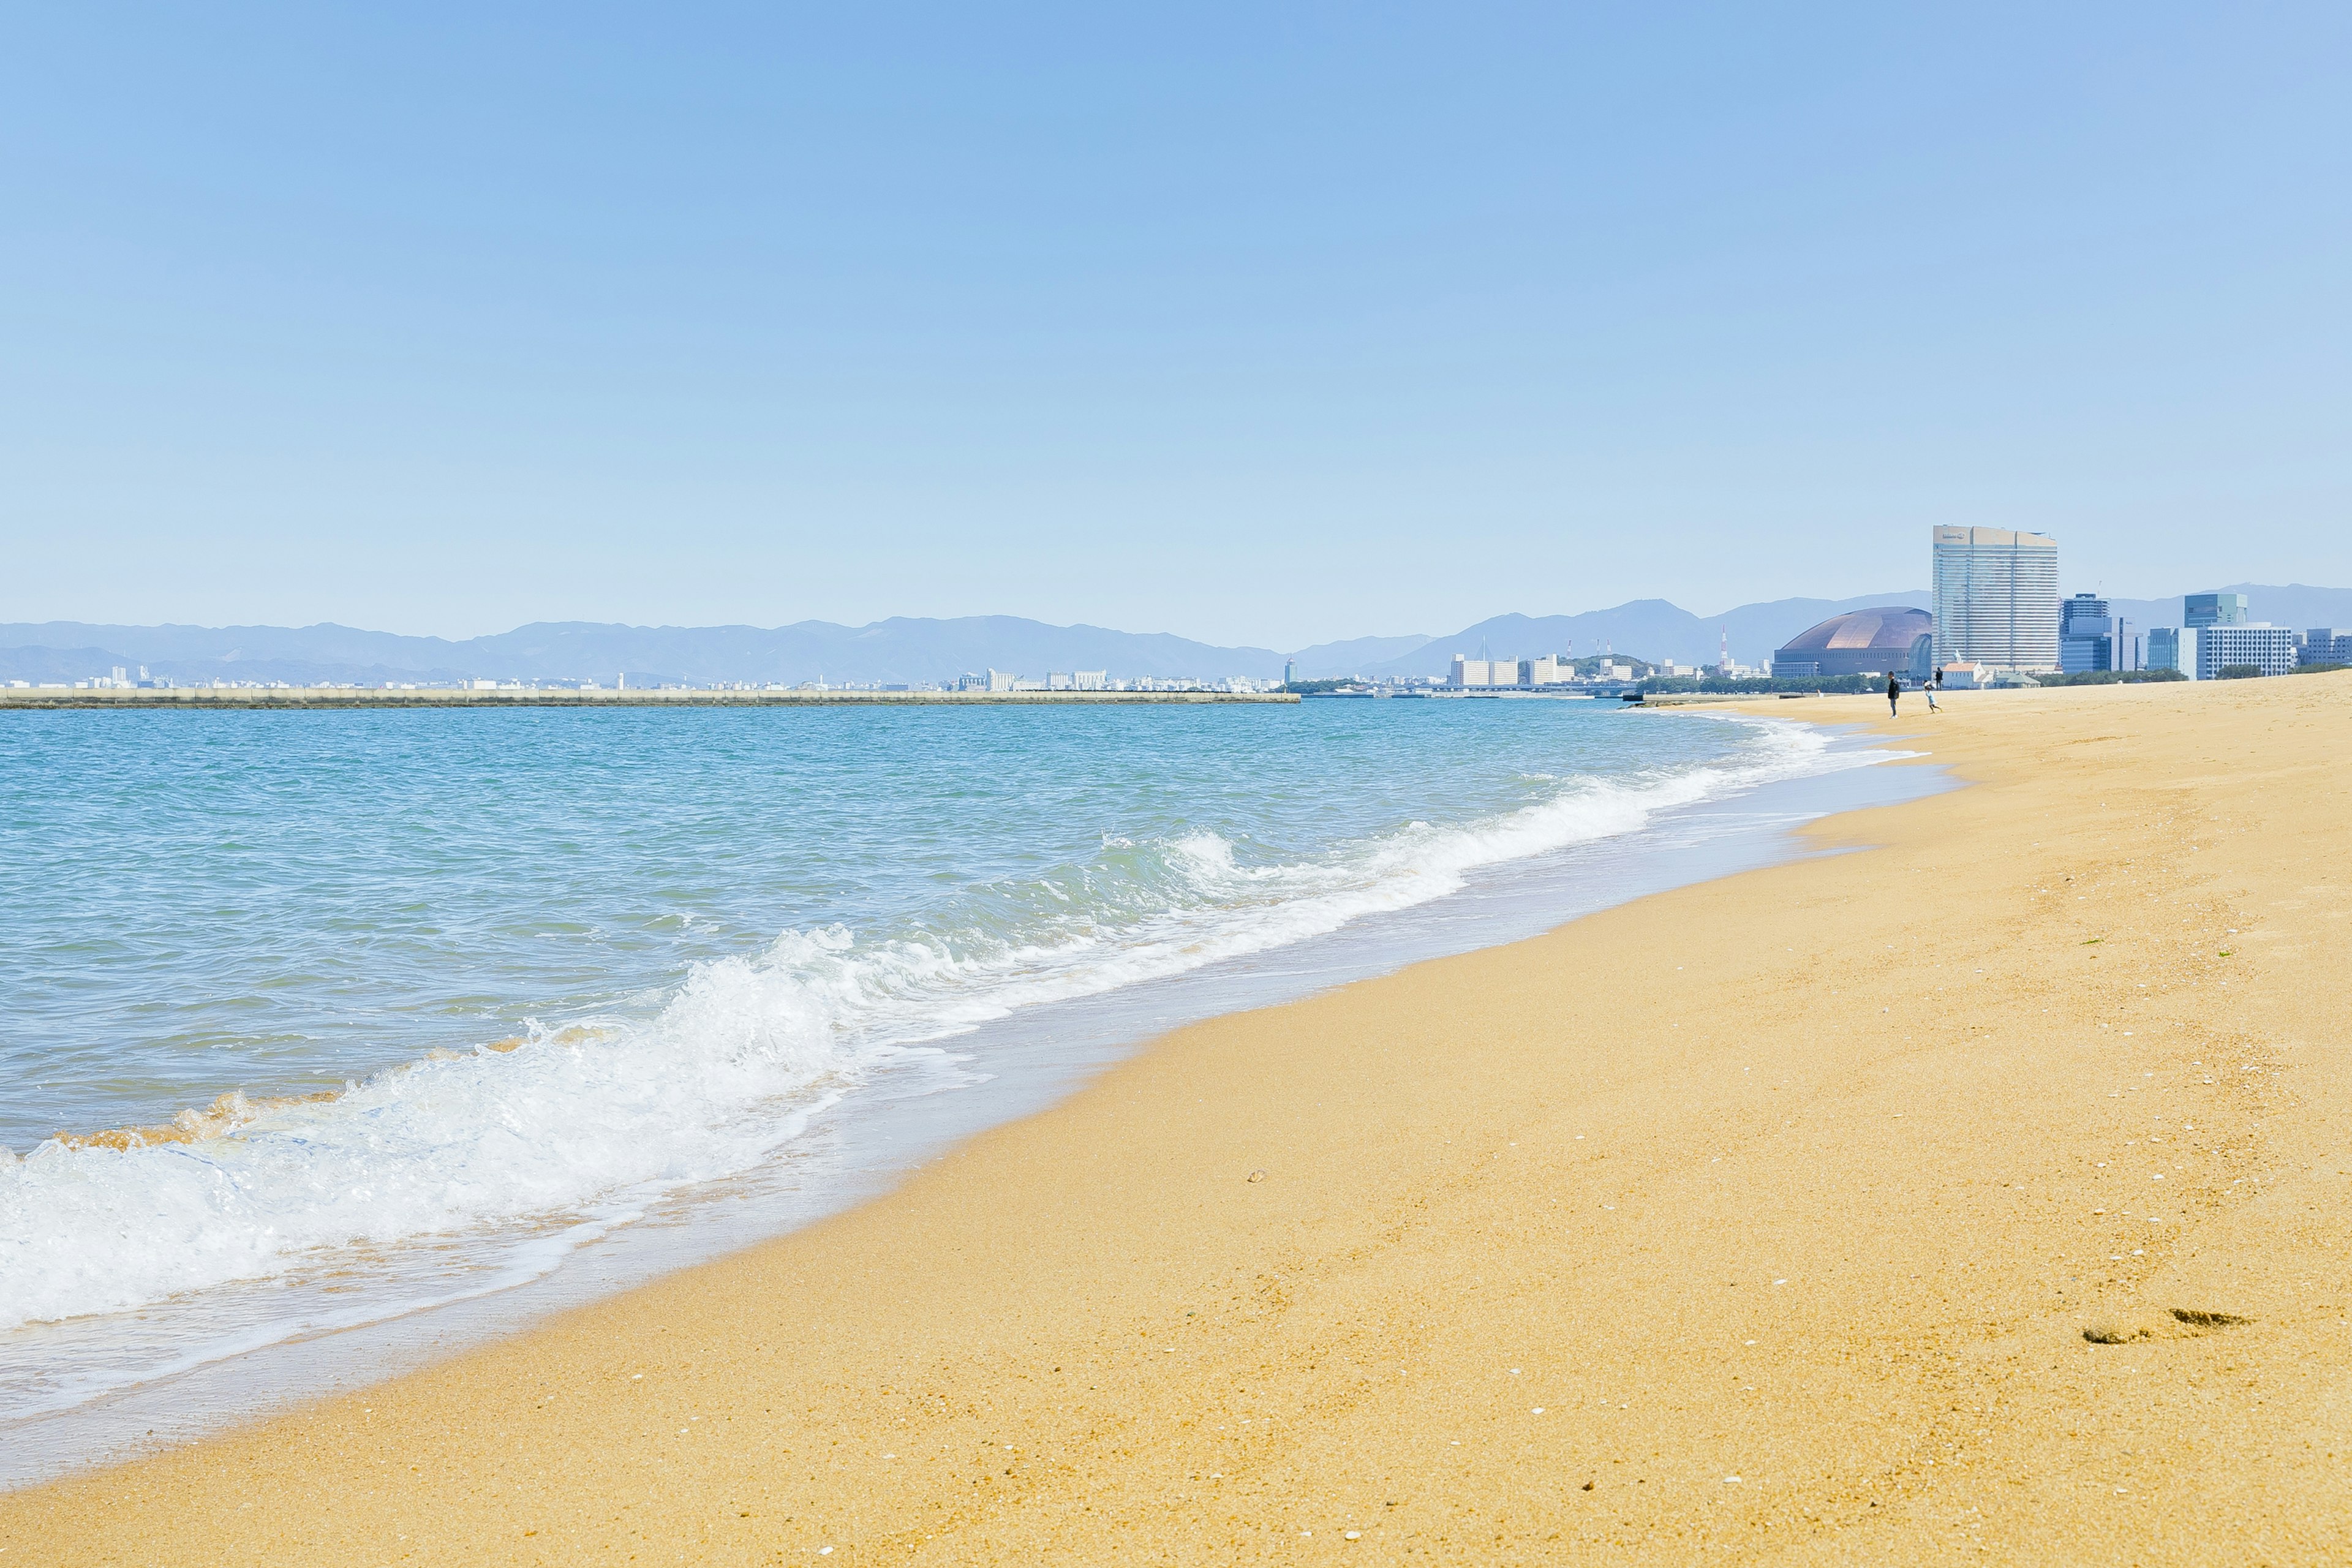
[11,576,2351,693]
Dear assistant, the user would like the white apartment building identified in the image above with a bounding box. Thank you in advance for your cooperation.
[1931,526,2060,669]
[2192,624,2299,679]
[1450,655,1594,688]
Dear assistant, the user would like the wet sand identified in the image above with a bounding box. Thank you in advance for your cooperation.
[7,675,2350,1564]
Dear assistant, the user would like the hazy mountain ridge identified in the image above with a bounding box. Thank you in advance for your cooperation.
[1364,593,1934,678]
[7,583,2346,688]
[1285,634,1436,679]
[0,617,1289,687]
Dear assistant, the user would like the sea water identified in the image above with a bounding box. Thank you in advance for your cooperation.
[0,698,1921,1466]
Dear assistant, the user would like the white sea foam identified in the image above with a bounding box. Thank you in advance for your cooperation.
[0,714,1864,1340]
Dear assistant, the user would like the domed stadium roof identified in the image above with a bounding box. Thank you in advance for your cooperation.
[1777,606,1933,654]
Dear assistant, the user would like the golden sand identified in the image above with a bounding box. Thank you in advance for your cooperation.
[8,676,2351,1564]
[50,1088,341,1153]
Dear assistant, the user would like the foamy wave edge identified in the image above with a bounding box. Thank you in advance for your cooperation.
[0,713,1875,1333]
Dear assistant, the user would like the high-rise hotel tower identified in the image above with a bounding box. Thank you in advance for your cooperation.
[1930,526,2060,669]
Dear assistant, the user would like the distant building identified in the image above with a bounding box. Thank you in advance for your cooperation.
[2058,594,2138,673]
[1931,527,2059,669]
[2059,594,2109,673]
[2195,624,2297,679]
[1074,670,1107,691]
[1046,672,1074,691]
[2146,627,2185,674]
[1450,655,1502,688]
[2302,630,2351,667]
[1527,655,1567,685]
[2184,592,2250,629]
[1771,606,1934,679]
[1939,662,1993,690]
[986,669,1019,693]
[1283,659,1297,685]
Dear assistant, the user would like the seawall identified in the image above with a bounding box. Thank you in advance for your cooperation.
[0,687,1298,711]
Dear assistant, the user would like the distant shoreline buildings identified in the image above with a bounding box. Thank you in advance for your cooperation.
[2059,594,2135,674]
[2138,591,2326,680]
[15,540,2347,699]
[13,668,1288,697]
[1430,650,1745,693]
[956,669,1280,694]
[1768,607,1932,680]
[1747,530,2345,687]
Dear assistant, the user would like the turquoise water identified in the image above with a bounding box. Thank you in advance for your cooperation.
[0,700,1863,1421]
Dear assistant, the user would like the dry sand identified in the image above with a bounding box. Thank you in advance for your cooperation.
[8,675,2351,1564]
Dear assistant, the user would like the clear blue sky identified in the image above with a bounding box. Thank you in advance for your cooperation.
[3,3,2346,647]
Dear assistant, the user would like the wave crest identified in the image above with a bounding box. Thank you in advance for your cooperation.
[1,714,1854,1334]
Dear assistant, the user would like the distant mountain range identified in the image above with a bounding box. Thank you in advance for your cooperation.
[1281,634,1439,679]
[0,617,1286,688]
[1341,593,1938,680]
[6,582,2345,688]
[1321,583,2352,680]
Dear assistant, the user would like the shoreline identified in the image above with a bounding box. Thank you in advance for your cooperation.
[8,678,2351,1562]
[1,716,1934,1485]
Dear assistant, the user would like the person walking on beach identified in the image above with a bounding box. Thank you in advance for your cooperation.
[1887,672,1901,717]
[1926,666,1942,712]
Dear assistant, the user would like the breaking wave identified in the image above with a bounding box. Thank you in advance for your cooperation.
[0,713,1858,1337]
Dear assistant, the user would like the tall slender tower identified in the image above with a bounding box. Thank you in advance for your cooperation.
[1931,527,2060,669]
[1717,625,1731,675]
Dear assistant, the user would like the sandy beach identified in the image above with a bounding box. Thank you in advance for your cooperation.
[7,674,2349,1564]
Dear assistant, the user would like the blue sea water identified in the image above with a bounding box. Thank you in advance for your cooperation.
[0,698,1906,1446]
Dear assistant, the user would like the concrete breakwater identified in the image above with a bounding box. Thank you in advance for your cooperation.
[1,687,1300,711]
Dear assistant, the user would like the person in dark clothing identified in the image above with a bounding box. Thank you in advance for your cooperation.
[1887,673,1901,717]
